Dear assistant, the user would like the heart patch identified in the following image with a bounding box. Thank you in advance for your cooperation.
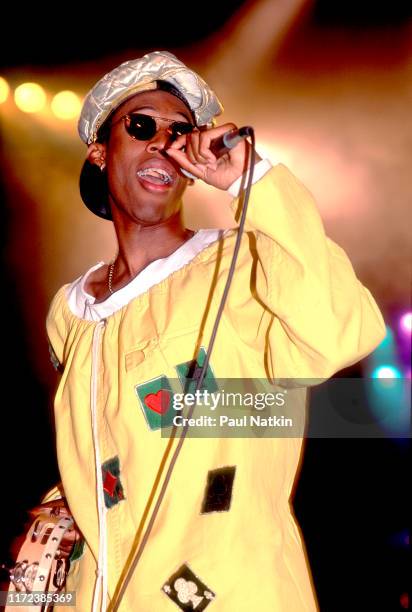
[145,389,171,414]
[135,375,175,431]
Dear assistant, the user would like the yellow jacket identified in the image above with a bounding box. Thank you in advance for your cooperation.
[46,165,385,611]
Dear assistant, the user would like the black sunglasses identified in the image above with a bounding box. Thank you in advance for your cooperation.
[111,112,196,142]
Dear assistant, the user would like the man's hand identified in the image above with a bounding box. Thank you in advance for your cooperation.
[166,123,254,191]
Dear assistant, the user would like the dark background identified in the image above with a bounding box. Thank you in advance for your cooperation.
[1,2,410,610]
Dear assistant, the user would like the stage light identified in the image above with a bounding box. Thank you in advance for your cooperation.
[371,364,402,391]
[366,364,409,436]
[14,82,47,113]
[399,312,412,334]
[366,327,409,436]
[372,365,402,379]
[0,76,10,104]
[51,90,81,120]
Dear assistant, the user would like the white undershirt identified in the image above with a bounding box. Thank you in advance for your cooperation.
[67,229,224,321]
[66,158,273,321]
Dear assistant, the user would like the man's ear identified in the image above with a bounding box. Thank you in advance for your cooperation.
[87,143,106,170]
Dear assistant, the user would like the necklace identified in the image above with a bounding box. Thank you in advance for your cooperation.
[108,259,116,295]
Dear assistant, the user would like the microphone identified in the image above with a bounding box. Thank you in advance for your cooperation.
[209,126,252,157]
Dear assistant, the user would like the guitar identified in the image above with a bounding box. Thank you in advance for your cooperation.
[3,500,82,611]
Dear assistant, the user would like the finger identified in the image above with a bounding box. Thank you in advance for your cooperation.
[199,133,217,164]
[195,123,239,163]
[163,133,204,177]
[165,147,207,180]
[168,133,188,150]
[187,130,212,164]
[185,130,212,165]
[184,131,199,165]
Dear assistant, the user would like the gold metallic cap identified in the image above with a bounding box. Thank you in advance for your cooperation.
[78,50,223,144]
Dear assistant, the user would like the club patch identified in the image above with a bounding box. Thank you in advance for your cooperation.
[102,456,125,509]
[201,466,236,513]
[175,347,219,395]
[162,563,215,610]
[135,375,175,431]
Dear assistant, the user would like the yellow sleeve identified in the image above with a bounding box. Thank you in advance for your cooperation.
[45,284,71,369]
[230,163,386,380]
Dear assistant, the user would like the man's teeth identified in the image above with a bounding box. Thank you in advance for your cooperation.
[136,167,173,184]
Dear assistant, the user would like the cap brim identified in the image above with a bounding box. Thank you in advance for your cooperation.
[79,160,112,221]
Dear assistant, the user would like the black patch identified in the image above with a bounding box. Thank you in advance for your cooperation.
[162,564,215,611]
[48,341,63,373]
[201,466,236,513]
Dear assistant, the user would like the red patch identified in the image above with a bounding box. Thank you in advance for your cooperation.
[103,470,117,497]
[144,389,170,414]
